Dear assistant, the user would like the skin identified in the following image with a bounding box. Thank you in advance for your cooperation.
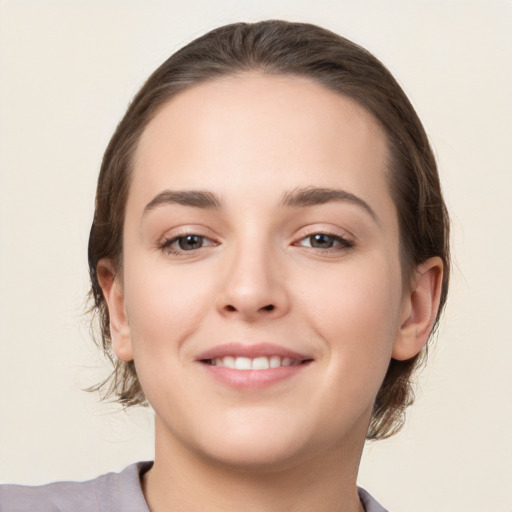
[99,73,443,512]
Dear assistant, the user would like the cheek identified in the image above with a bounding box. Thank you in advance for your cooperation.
[121,257,216,417]
[122,255,214,359]
[298,254,403,377]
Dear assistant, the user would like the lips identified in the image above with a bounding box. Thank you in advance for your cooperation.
[208,355,302,370]
[196,342,312,366]
[196,343,313,389]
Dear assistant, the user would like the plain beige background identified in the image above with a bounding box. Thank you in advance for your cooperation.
[0,1,511,511]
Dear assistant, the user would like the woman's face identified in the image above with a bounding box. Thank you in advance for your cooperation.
[111,73,411,469]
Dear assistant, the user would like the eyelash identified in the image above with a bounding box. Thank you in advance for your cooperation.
[159,233,217,255]
[159,231,353,256]
[295,232,354,252]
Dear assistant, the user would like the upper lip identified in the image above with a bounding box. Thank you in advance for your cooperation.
[196,342,312,362]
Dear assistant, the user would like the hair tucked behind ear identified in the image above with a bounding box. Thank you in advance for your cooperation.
[87,20,449,439]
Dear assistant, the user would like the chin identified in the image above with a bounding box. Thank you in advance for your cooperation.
[152,385,374,473]
[163,407,312,472]
[198,437,311,474]
[187,409,341,473]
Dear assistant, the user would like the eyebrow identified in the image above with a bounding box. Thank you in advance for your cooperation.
[143,186,377,222]
[144,190,222,213]
[279,186,378,222]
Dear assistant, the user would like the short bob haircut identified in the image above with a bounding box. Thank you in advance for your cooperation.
[88,20,450,440]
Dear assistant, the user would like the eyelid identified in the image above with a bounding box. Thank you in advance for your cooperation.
[297,233,353,248]
[156,224,355,256]
[291,225,355,252]
[160,235,217,255]
[158,226,220,255]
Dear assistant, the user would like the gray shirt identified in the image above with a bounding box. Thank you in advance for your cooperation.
[0,461,388,511]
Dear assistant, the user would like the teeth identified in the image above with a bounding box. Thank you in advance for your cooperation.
[210,355,301,370]
[252,356,269,370]
[221,356,235,368]
[235,357,252,370]
[269,355,281,368]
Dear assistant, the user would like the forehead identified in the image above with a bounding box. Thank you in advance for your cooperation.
[130,72,391,213]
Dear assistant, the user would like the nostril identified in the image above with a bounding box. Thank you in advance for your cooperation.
[222,303,275,313]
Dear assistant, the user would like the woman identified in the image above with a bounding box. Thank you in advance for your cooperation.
[0,20,449,512]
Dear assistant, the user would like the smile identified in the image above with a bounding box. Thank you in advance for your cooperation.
[197,343,313,389]
[206,355,304,370]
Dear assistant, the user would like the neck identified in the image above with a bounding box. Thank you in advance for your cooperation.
[142,418,367,512]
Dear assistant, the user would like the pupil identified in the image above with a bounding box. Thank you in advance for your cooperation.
[179,235,202,250]
[311,234,333,248]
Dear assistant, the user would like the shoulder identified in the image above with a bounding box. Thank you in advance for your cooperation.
[0,461,153,512]
[358,487,389,512]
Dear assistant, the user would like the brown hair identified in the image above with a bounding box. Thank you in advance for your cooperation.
[88,20,449,440]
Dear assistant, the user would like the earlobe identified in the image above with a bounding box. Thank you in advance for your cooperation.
[392,257,444,361]
[97,259,134,362]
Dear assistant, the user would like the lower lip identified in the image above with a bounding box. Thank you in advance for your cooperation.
[199,362,311,390]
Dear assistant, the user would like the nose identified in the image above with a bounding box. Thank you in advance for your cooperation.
[216,242,290,322]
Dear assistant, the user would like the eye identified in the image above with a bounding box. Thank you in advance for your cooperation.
[160,234,216,254]
[297,233,353,250]
[176,235,206,251]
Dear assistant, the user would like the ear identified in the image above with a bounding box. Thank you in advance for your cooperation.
[392,257,444,361]
[97,259,134,362]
